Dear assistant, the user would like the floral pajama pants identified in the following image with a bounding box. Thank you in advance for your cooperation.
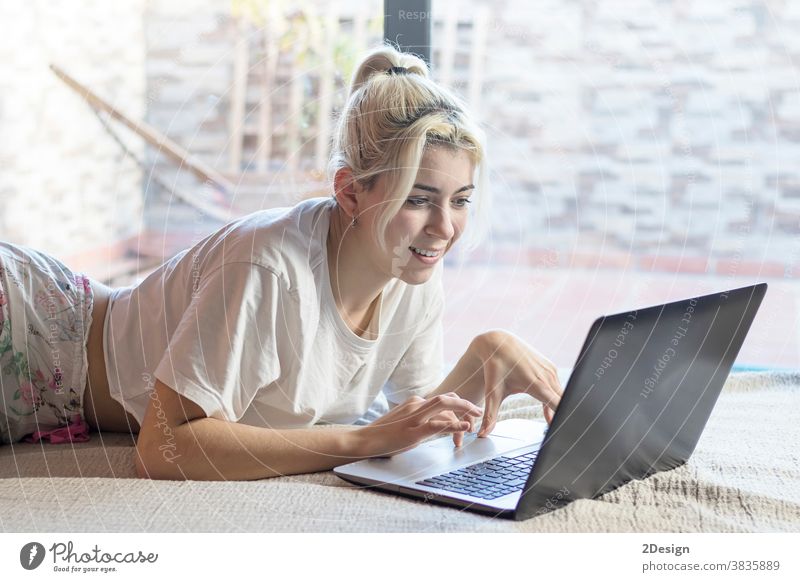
[0,241,93,445]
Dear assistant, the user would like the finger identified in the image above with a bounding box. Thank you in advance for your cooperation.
[545,385,562,413]
[543,402,553,425]
[417,394,483,422]
[429,419,471,434]
[539,371,562,414]
[421,392,483,414]
[478,360,503,437]
[546,366,564,400]
[528,367,559,402]
[449,408,466,447]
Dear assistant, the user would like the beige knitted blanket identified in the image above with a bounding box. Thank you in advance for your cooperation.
[1,372,798,532]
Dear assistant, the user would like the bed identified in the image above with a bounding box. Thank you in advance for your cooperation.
[1,371,799,532]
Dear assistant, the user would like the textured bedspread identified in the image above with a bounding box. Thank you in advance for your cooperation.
[1,372,799,532]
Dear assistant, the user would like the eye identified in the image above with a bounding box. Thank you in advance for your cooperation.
[405,197,428,207]
[453,197,473,208]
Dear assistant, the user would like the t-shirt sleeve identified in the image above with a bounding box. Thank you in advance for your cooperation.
[153,262,283,422]
[382,288,446,409]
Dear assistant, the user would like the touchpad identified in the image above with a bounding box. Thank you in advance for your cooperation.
[425,431,515,450]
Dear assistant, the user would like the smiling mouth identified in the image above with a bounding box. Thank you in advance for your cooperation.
[409,245,445,257]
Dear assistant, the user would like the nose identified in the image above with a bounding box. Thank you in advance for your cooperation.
[425,201,456,241]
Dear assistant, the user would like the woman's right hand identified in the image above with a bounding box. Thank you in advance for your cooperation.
[354,393,484,458]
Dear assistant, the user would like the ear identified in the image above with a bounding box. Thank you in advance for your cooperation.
[333,167,365,221]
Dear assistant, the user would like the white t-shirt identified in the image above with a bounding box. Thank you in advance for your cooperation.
[102,196,446,429]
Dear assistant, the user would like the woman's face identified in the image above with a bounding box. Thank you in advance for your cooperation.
[362,146,475,285]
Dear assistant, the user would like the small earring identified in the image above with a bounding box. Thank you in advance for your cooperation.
[351,215,358,228]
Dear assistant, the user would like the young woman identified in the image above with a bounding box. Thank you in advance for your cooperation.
[0,45,563,480]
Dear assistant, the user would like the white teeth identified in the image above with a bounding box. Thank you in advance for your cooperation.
[410,246,439,258]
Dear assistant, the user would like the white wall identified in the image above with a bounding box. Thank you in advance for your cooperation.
[0,0,146,264]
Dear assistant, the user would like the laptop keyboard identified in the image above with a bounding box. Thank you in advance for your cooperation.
[415,451,538,500]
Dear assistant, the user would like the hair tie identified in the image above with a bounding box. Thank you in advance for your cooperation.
[387,66,409,75]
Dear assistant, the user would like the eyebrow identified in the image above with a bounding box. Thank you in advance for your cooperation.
[411,183,475,195]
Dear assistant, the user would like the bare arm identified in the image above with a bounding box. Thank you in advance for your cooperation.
[135,378,482,480]
[135,379,367,481]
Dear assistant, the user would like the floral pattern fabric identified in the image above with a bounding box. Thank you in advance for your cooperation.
[0,242,93,445]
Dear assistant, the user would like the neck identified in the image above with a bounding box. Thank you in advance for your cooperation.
[326,203,390,322]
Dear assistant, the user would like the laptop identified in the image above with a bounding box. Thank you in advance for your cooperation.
[334,282,768,520]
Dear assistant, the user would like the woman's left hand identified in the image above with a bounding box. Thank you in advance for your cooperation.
[471,330,564,437]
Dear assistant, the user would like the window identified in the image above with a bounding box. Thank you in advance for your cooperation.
[417,0,799,370]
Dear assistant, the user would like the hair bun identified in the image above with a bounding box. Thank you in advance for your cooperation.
[349,45,429,95]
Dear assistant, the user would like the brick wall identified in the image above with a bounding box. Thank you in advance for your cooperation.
[451,0,800,273]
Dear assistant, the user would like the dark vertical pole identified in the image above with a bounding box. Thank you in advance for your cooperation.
[384,0,432,67]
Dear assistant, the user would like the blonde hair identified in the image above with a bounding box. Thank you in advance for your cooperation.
[328,43,491,255]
